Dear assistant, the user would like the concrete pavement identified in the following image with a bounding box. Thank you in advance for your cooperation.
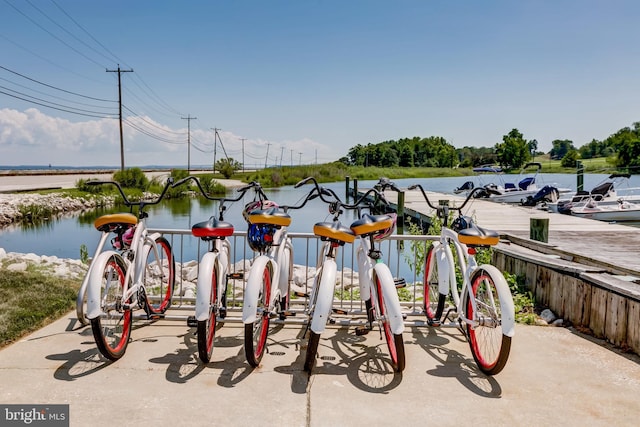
[1,310,640,426]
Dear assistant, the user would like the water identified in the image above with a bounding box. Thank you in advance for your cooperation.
[1,174,639,261]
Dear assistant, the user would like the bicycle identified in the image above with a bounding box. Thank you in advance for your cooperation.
[84,178,176,360]
[241,182,315,367]
[294,177,406,372]
[171,176,251,363]
[408,184,515,375]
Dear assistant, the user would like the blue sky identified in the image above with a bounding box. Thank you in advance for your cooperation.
[1,0,639,167]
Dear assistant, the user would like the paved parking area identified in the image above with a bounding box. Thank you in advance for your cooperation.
[1,311,640,426]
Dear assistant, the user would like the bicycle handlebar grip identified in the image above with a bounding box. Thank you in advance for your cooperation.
[294,177,315,188]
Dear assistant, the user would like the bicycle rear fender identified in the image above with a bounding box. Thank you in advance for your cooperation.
[86,250,125,320]
[310,259,337,334]
[482,264,516,337]
[356,245,373,301]
[373,263,405,335]
[195,251,220,321]
[242,255,276,324]
[432,242,453,296]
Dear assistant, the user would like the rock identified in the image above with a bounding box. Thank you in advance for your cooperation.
[552,318,564,327]
[540,308,557,323]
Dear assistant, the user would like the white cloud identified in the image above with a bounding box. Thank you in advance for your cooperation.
[0,108,337,167]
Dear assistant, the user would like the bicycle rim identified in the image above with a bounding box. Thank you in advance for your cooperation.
[466,268,512,375]
[244,266,271,367]
[143,236,175,315]
[375,275,405,372]
[197,264,218,363]
[91,255,132,361]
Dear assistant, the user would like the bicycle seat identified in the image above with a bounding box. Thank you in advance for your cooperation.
[313,221,356,244]
[457,225,500,247]
[94,213,138,232]
[246,207,292,227]
[192,217,234,239]
[350,213,396,239]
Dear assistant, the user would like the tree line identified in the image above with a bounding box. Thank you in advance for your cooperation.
[339,121,640,171]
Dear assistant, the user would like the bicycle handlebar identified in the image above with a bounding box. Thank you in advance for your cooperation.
[407,183,486,211]
[87,177,175,213]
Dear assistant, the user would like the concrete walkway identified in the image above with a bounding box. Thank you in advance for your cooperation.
[1,311,640,426]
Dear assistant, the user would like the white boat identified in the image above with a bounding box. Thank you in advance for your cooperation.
[464,162,571,204]
[570,198,640,222]
[547,173,640,214]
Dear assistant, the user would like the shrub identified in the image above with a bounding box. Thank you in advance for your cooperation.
[113,167,148,190]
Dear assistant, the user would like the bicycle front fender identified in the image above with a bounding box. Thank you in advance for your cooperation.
[310,259,337,334]
[482,264,516,338]
[86,250,125,320]
[195,251,219,321]
[373,263,404,335]
[242,256,275,324]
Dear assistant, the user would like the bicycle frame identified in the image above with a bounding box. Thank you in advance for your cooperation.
[355,235,405,335]
[429,211,515,337]
[194,238,231,321]
[242,226,292,324]
[86,219,163,319]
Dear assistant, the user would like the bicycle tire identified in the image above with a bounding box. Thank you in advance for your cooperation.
[304,331,320,372]
[91,254,132,361]
[424,244,446,323]
[278,243,293,317]
[375,274,406,372]
[465,267,512,375]
[143,236,175,316]
[244,265,272,367]
[197,263,218,363]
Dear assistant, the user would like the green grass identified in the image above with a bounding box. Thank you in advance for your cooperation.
[0,267,80,348]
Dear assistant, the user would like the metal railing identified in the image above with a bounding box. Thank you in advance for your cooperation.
[152,228,437,326]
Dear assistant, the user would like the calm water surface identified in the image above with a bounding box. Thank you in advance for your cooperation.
[1,174,638,261]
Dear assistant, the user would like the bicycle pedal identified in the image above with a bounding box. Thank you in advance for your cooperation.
[355,326,370,336]
[394,277,406,288]
[187,316,198,327]
[227,272,244,280]
[332,308,348,315]
[294,291,309,298]
[219,307,227,319]
[281,310,296,317]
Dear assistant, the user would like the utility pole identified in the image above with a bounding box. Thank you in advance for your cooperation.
[211,127,221,173]
[280,147,284,168]
[240,138,246,173]
[299,152,302,165]
[290,149,293,167]
[106,64,133,172]
[265,143,271,168]
[181,115,196,173]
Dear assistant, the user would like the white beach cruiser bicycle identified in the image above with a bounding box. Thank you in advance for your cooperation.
[296,177,406,373]
[82,178,176,361]
[408,183,515,375]
[172,176,252,363]
[241,182,317,367]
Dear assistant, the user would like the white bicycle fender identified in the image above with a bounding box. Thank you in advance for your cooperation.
[433,242,453,296]
[86,250,121,320]
[310,259,337,334]
[242,256,274,324]
[482,264,516,338]
[373,263,405,335]
[195,252,218,321]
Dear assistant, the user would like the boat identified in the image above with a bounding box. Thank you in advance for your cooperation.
[570,198,640,222]
[467,162,571,204]
[547,173,640,214]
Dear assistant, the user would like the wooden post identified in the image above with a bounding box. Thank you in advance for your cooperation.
[345,176,350,200]
[577,160,584,192]
[530,218,549,243]
[397,190,405,234]
[353,178,358,199]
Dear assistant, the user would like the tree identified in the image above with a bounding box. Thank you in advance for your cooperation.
[215,158,241,178]
[528,139,538,159]
[495,129,530,169]
[561,149,579,167]
[549,139,575,160]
